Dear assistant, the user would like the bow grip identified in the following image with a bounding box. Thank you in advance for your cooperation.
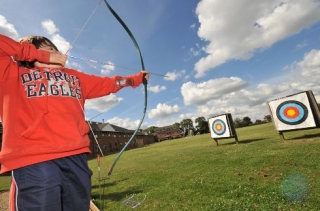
[142,73,148,85]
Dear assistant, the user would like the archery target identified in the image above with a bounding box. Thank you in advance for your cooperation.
[268,92,316,131]
[208,114,231,138]
[276,101,308,125]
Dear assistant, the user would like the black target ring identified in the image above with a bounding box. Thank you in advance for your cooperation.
[276,100,308,125]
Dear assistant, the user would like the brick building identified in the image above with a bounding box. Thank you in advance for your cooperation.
[154,124,183,141]
[88,121,156,157]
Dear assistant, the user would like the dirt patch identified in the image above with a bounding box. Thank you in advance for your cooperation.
[0,191,9,211]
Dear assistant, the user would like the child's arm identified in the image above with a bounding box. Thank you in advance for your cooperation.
[0,34,50,63]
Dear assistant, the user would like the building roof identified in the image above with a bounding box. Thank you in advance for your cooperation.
[88,121,144,135]
[154,124,180,133]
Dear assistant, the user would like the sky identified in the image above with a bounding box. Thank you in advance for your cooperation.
[1,0,320,130]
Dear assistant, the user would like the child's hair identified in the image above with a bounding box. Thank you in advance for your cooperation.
[17,36,59,68]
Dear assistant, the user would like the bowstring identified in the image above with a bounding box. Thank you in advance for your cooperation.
[65,0,103,55]
[77,100,105,157]
[65,0,107,164]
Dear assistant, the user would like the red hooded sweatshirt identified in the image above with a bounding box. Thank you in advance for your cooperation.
[0,34,144,173]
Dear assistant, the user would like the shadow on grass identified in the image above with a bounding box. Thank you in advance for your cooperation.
[0,172,11,176]
[218,138,266,146]
[91,184,143,202]
[91,178,144,203]
[92,177,129,189]
[286,132,320,140]
[103,189,144,202]
[238,138,266,144]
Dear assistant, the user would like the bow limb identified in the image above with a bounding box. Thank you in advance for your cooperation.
[103,0,148,176]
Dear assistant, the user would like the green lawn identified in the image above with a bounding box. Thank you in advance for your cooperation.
[1,123,320,210]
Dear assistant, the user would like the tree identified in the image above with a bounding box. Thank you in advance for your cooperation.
[234,117,244,128]
[180,118,194,129]
[195,116,209,134]
[173,122,180,129]
[195,117,206,125]
[143,126,157,134]
[254,119,264,125]
[264,115,272,122]
[234,116,255,128]
[242,116,252,126]
[180,119,194,136]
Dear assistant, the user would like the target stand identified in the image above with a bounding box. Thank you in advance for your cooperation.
[267,90,320,140]
[208,113,239,145]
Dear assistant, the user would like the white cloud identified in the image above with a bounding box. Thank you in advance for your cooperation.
[148,103,180,119]
[190,43,202,56]
[148,85,166,93]
[41,19,59,35]
[164,70,185,81]
[100,62,115,75]
[194,0,320,78]
[107,117,148,130]
[287,49,320,95]
[295,40,308,50]
[51,34,71,54]
[40,20,71,54]
[190,23,196,31]
[67,60,82,70]
[181,77,249,105]
[85,94,122,112]
[296,49,320,77]
[0,15,18,39]
[183,48,320,120]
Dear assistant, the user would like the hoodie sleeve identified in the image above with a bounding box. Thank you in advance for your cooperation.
[0,34,50,66]
[78,71,144,99]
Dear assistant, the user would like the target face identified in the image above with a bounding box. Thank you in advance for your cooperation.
[208,114,232,138]
[212,119,226,135]
[268,91,316,131]
[276,101,308,125]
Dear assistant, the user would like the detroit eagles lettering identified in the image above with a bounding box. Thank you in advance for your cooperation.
[21,69,82,99]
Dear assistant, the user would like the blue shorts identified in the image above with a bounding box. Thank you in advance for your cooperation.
[10,154,92,211]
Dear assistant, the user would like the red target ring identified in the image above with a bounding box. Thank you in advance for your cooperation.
[283,106,299,119]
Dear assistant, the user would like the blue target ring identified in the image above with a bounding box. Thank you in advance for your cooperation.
[276,100,308,125]
[212,119,226,135]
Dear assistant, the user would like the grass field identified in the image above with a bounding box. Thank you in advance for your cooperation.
[1,123,320,210]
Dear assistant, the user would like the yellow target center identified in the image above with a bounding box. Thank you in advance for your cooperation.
[287,109,296,117]
[216,124,222,130]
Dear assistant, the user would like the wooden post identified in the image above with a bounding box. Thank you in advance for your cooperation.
[213,139,219,146]
[279,132,285,141]
[235,135,239,144]
[90,200,100,211]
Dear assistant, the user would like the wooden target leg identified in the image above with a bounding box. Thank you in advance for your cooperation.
[279,132,285,141]
[214,139,219,146]
[235,136,239,144]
